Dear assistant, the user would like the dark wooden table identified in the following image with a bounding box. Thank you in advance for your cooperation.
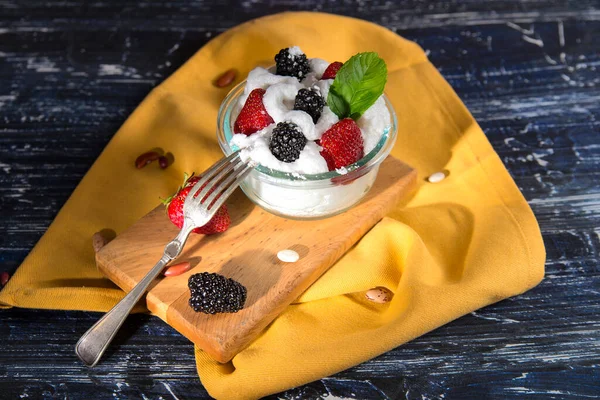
[2,1,599,398]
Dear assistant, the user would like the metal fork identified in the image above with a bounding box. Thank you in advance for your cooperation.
[75,150,251,367]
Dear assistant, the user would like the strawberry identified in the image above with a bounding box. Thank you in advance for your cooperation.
[234,88,274,135]
[319,118,364,170]
[318,147,336,171]
[321,61,343,80]
[162,173,230,235]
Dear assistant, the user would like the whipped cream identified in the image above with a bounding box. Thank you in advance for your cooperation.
[231,52,391,176]
[230,126,328,174]
[359,96,391,154]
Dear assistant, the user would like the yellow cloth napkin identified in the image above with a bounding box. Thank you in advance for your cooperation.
[0,12,545,399]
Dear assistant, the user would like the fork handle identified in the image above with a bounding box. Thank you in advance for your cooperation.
[75,254,170,367]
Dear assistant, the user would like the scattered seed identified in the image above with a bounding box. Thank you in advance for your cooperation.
[215,69,236,88]
[135,151,160,169]
[365,287,393,303]
[92,231,111,253]
[1,272,10,286]
[277,249,300,263]
[158,155,169,169]
[164,261,192,277]
[427,171,446,183]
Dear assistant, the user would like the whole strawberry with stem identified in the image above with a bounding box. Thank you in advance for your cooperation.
[162,173,230,235]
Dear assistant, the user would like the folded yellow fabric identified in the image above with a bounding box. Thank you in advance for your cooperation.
[0,12,545,399]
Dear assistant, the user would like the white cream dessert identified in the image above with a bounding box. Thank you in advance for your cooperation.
[230,46,391,176]
[222,47,395,218]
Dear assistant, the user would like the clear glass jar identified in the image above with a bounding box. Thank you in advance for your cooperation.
[216,81,398,220]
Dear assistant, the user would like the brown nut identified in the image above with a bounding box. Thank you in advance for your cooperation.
[215,69,236,88]
[164,261,191,277]
[92,231,110,253]
[1,272,10,286]
[158,155,169,169]
[135,151,160,169]
[365,287,393,303]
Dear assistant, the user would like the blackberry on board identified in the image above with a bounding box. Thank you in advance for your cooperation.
[269,122,307,163]
[294,88,325,123]
[274,48,311,80]
[188,272,247,314]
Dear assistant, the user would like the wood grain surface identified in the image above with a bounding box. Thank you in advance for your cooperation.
[96,157,415,363]
[1,1,599,399]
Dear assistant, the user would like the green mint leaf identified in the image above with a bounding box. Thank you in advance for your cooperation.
[327,85,350,119]
[327,52,387,120]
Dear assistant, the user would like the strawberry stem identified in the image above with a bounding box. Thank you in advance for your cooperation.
[160,172,195,208]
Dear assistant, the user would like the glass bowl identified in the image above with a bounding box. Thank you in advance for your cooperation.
[216,80,398,220]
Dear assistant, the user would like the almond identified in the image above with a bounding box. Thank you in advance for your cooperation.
[164,261,191,277]
[92,231,110,252]
[215,69,236,88]
[365,287,393,303]
[1,272,10,286]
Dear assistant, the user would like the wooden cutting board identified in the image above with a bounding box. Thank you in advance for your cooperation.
[96,156,416,363]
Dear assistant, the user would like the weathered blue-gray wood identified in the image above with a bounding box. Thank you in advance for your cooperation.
[1,1,599,399]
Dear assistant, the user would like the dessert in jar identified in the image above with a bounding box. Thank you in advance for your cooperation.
[217,46,397,219]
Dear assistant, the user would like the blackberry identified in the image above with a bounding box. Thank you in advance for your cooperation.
[294,88,325,123]
[188,272,247,314]
[269,122,307,163]
[274,48,311,80]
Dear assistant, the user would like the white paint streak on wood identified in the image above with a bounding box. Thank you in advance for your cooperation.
[0,162,12,173]
[98,64,141,78]
[545,54,558,65]
[521,35,544,48]
[26,57,60,73]
[519,123,533,134]
[0,94,16,109]
[528,193,600,205]
[558,20,565,47]
[161,382,181,400]
[506,21,535,35]
[471,312,519,323]
[167,43,180,55]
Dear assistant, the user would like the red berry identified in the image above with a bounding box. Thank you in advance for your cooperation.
[163,175,231,235]
[318,145,337,171]
[234,88,274,136]
[319,118,364,170]
[321,61,343,80]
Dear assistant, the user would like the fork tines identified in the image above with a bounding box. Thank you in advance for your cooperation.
[184,151,252,212]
